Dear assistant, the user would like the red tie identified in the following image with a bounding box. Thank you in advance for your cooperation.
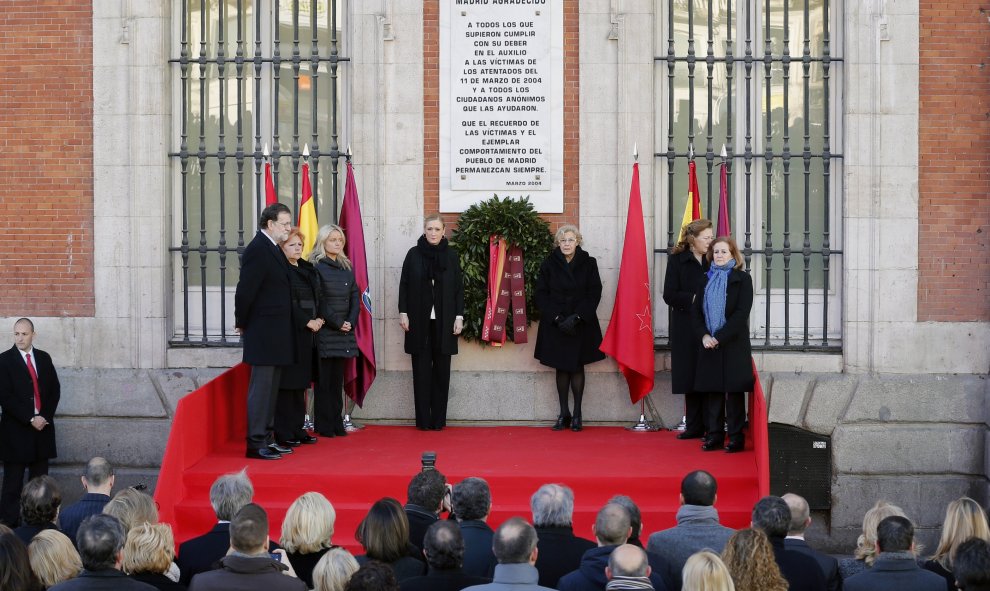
[26,353,42,413]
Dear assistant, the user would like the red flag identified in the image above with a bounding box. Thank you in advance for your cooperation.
[264,160,277,206]
[600,162,655,403]
[339,160,377,407]
[716,161,731,236]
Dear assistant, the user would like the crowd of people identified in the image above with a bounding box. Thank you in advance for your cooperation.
[1,460,988,591]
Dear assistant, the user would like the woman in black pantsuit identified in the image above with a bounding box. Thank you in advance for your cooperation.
[663,219,714,440]
[692,236,754,453]
[274,227,322,447]
[398,214,464,431]
[534,225,605,432]
[312,224,360,438]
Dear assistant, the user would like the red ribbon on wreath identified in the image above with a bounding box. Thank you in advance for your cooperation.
[482,235,527,346]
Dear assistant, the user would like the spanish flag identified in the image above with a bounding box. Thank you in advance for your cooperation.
[298,162,318,259]
[678,159,703,241]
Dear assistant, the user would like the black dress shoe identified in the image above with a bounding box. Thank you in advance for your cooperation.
[677,429,705,440]
[552,415,572,431]
[269,443,293,455]
[570,416,583,432]
[299,435,318,444]
[725,438,745,453]
[277,439,301,448]
[701,435,723,452]
[246,448,281,460]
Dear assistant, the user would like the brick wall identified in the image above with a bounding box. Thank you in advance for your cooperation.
[0,0,94,317]
[423,1,579,233]
[918,2,990,321]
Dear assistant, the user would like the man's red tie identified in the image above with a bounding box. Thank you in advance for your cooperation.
[26,353,41,413]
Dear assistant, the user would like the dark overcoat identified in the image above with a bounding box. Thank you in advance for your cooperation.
[234,231,295,366]
[279,259,321,389]
[533,247,606,372]
[662,249,710,393]
[691,268,755,393]
[315,257,360,359]
[0,345,60,462]
[398,245,464,356]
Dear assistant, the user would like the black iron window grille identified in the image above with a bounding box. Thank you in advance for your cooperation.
[655,0,843,350]
[169,0,348,346]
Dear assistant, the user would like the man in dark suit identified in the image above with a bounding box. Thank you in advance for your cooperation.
[235,203,296,460]
[751,496,826,591]
[783,493,842,591]
[59,457,115,546]
[453,477,498,579]
[405,468,450,556]
[48,514,156,590]
[401,520,491,591]
[529,483,595,588]
[844,516,944,591]
[0,317,60,526]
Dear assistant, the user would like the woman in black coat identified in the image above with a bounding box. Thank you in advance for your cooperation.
[274,227,323,447]
[662,219,714,440]
[312,224,360,438]
[692,236,754,453]
[534,225,605,432]
[398,214,465,431]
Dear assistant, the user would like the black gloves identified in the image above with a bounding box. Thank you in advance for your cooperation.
[556,314,581,336]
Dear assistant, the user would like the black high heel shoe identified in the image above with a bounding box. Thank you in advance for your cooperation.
[552,415,572,431]
[701,433,723,451]
[570,416,583,432]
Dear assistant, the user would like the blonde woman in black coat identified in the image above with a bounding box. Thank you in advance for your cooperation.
[312,224,360,438]
[534,225,605,432]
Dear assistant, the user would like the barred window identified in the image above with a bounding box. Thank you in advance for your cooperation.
[169,0,348,345]
[656,0,843,349]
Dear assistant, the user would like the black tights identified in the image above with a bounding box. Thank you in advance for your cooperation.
[555,368,585,418]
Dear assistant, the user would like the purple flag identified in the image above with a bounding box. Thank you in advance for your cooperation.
[716,161,731,236]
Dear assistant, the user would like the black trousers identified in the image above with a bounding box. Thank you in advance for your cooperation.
[684,392,705,434]
[274,387,308,442]
[0,459,48,526]
[704,391,745,442]
[246,365,281,450]
[315,357,346,435]
[411,321,451,429]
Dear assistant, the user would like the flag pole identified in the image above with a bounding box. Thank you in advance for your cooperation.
[340,143,365,432]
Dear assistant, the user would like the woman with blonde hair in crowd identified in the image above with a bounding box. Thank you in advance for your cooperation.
[923,497,990,590]
[838,500,907,579]
[103,488,159,532]
[682,550,735,591]
[312,547,360,591]
[281,492,338,588]
[122,523,185,590]
[721,528,788,591]
[28,529,81,589]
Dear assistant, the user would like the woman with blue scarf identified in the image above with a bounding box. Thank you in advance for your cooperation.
[692,237,754,453]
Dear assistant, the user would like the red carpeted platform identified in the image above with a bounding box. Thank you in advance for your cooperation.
[156,366,767,554]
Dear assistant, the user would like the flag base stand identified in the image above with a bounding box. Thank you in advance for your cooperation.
[675,415,688,431]
[303,387,315,432]
[625,396,664,432]
[626,413,661,432]
[343,399,364,431]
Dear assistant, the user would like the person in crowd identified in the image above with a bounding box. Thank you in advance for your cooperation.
[462,517,554,591]
[187,503,304,591]
[48,514,156,590]
[721,528,787,591]
[663,219,714,440]
[404,468,450,556]
[953,537,990,591]
[453,477,498,578]
[534,224,605,432]
[29,529,82,588]
[122,523,185,591]
[844,516,943,591]
[274,227,322,447]
[281,491,337,588]
[103,488,158,533]
[647,470,735,576]
[13,475,61,545]
[782,493,841,591]
[0,318,61,527]
[400,520,491,591]
[59,458,114,546]
[311,224,360,437]
[235,202,296,461]
[680,551,735,591]
[354,497,426,582]
[605,544,655,590]
[176,470,280,586]
[530,483,595,588]
[691,237,753,453]
[312,547,360,591]
[346,560,400,591]
[398,213,464,431]
[558,503,670,591]
[608,496,646,549]
[1,523,42,591]
[837,500,907,579]
[749,496,825,591]
[922,496,990,590]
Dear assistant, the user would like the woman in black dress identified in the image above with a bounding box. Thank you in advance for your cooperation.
[692,236,754,452]
[398,214,464,431]
[534,225,605,432]
[663,219,714,440]
[275,227,322,447]
[312,224,360,438]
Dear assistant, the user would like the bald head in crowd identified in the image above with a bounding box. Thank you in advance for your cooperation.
[492,517,539,564]
[606,544,651,580]
[782,493,811,535]
[594,503,632,546]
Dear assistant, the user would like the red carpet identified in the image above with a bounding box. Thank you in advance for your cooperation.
[156,365,767,554]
